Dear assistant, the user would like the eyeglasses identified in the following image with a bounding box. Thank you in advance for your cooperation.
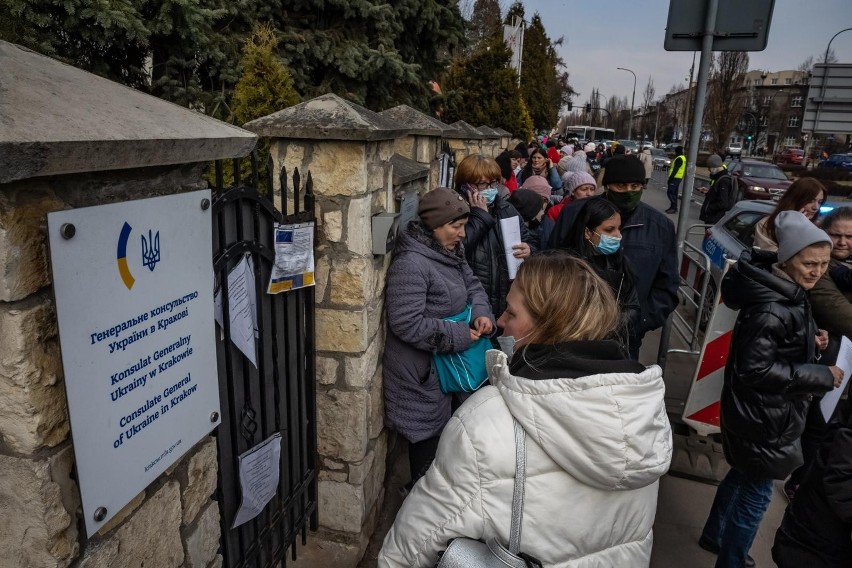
[607,182,644,192]
[470,180,499,190]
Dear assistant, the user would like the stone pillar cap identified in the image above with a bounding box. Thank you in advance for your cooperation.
[379,105,451,137]
[244,93,408,141]
[449,120,486,140]
[0,41,257,184]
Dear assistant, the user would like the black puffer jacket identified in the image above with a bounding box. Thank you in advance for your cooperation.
[460,196,536,319]
[720,250,835,479]
[772,410,852,568]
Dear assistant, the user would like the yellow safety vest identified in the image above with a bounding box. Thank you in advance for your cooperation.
[669,155,686,179]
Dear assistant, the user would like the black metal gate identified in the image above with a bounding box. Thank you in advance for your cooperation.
[211,155,318,568]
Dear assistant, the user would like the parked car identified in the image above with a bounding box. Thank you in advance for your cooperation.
[650,148,671,170]
[698,200,773,326]
[663,142,680,152]
[725,143,743,158]
[819,153,852,171]
[640,140,655,150]
[726,159,792,201]
[618,139,639,154]
[774,148,804,165]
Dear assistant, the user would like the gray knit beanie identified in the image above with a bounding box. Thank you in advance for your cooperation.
[775,210,832,264]
[418,187,470,230]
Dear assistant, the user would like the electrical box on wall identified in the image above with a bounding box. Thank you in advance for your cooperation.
[371,212,401,256]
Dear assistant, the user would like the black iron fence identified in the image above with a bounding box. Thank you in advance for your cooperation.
[211,153,318,568]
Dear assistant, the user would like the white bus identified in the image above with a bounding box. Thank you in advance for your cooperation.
[564,125,616,144]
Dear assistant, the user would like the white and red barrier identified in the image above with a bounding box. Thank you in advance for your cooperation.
[682,260,738,436]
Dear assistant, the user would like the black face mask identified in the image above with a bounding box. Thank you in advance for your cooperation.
[606,189,643,214]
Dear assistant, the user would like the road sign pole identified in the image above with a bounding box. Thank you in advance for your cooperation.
[660,0,718,370]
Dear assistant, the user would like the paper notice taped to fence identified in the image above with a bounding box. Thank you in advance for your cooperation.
[214,254,258,367]
[232,432,282,528]
[499,216,523,280]
[268,222,315,294]
[821,335,852,422]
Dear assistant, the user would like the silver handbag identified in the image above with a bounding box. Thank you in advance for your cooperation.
[435,420,542,568]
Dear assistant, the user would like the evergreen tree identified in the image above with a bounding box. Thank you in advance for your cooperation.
[275,0,464,110]
[210,25,301,193]
[443,35,533,140]
[232,25,300,125]
[467,0,501,51]
[519,13,559,132]
[504,0,525,24]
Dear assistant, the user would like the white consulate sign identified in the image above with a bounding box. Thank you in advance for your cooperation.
[48,190,221,537]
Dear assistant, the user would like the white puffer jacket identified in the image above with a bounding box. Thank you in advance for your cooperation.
[378,350,672,568]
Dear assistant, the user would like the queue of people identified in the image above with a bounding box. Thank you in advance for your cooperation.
[378,144,850,568]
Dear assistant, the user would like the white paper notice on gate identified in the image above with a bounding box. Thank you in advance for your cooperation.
[821,335,852,422]
[232,432,282,528]
[268,222,315,294]
[215,254,258,367]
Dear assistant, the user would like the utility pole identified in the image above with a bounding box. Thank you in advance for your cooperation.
[682,51,696,149]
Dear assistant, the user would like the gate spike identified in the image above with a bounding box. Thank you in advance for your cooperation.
[214,160,224,193]
[250,151,259,189]
[293,167,301,213]
[233,157,242,187]
[304,171,315,214]
[267,154,275,199]
[280,165,288,216]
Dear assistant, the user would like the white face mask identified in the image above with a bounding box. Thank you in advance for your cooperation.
[496,331,533,356]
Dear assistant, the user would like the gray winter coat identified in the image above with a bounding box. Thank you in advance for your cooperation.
[383,221,493,443]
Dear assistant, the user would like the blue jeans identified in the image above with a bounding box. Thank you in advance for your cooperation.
[666,178,681,210]
[701,468,773,568]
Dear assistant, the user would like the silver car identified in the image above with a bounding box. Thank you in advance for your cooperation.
[650,148,671,170]
[699,200,773,324]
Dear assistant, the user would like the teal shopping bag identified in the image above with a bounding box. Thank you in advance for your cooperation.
[432,304,490,393]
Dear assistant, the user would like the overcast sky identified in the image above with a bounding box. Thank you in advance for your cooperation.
[514,0,852,109]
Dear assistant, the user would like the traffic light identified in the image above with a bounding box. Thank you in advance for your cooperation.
[567,101,573,111]
[746,135,753,141]
[585,103,592,113]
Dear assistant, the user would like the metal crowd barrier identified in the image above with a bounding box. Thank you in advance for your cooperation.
[668,224,713,357]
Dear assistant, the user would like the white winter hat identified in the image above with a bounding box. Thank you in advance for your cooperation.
[584,142,596,152]
[775,210,832,264]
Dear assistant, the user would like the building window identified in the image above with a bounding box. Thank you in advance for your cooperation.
[784,137,797,147]
[788,116,800,128]
[763,96,772,106]
[761,116,768,126]
[771,78,778,85]
[752,79,760,86]
[791,95,803,107]
[785,78,792,85]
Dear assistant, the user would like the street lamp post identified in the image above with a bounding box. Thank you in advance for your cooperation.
[617,67,636,140]
[806,27,852,164]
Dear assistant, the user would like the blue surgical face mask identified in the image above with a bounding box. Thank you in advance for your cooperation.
[480,188,499,205]
[592,231,622,255]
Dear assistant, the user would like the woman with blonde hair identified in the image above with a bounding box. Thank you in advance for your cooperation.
[378,252,673,568]
[454,154,534,319]
[754,177,827,251]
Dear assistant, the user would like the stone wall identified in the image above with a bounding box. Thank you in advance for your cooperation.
[0,167,224,568]
[0,40,257,568]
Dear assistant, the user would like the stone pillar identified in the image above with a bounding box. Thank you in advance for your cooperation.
[447,120,487,164]
[0,40,255,568]
[494,128,513,152]
[244,94,409,562]
[477,126,503,157]
[380,105,454,190]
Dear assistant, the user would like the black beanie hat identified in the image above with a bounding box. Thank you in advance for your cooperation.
[602,155,647,186]
[508,189,546,223]
[514,142,530,160]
